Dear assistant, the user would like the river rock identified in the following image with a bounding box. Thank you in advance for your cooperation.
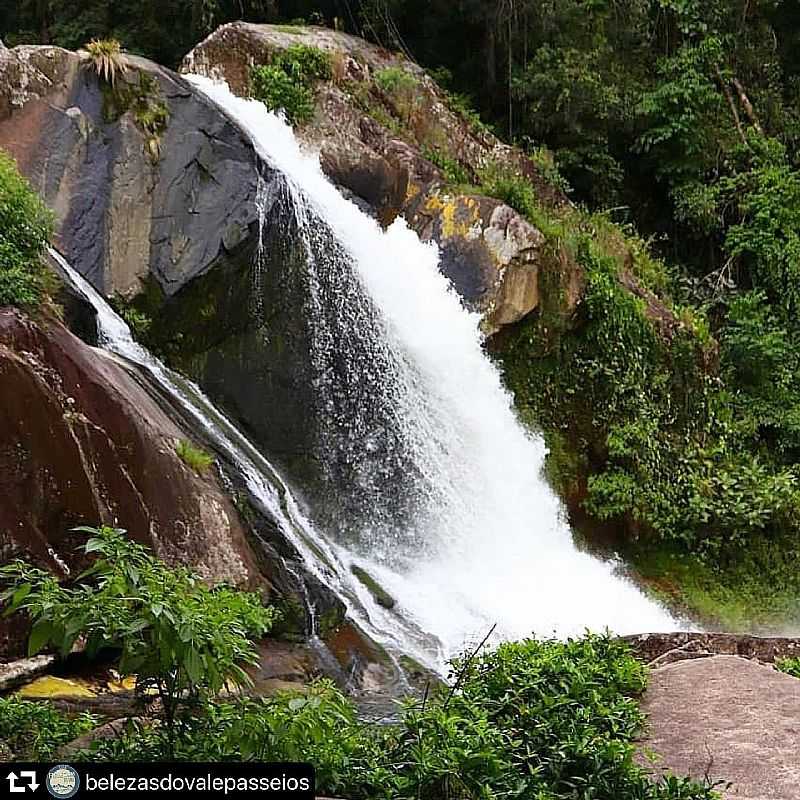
[639,655,800,799]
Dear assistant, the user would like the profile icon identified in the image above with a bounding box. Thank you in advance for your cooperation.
[46,765,80,799]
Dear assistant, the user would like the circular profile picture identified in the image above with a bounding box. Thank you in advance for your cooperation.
[46,765,80,799]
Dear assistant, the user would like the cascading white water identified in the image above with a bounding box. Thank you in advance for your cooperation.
[187,75,680,659]
[50,247,441,675]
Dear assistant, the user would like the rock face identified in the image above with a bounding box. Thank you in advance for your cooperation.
[639,656,800,800]
[0,307,265,656]
[0,44,261,299]
[183,22,561,334]
[624,632,800,665]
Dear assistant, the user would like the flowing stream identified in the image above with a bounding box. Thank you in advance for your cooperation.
[53,75,679,674]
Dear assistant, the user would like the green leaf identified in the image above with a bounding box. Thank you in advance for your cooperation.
[185,648,203,684]
[27,620,53,656]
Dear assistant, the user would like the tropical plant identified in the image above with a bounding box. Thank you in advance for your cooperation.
[0,527,275,757]
[82,38,127,85]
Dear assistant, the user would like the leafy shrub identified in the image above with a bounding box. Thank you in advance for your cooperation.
[251,66,315,125]
[529,145,572,195]
[82,634,716,800]
[0,149,53,308]
[375,66,417,95]
[0,527,274,757]
[776,657,800,678]
[175,439,214,473]
[0,698,97,760]
[83,38,127,85]
[273,44,332,84]
[250,45,331,126]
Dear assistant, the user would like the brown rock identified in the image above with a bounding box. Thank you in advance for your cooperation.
[0,307,266,657]
[623,632,800,665]
[639,655,800,799]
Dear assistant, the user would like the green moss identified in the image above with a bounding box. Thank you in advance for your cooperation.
[175,440,214,473]
[270,595,307,641]
[317,605,344,638]
[627,537,800,632]
[273,24,308,34]
[350,565,396,609]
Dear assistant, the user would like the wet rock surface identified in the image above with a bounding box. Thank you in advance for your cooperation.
[0,307,265,657]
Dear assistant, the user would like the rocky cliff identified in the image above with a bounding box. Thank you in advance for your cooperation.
[183,21,562,335]
[0,43,261,300]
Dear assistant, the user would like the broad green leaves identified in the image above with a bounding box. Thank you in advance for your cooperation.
[0,527,275,757]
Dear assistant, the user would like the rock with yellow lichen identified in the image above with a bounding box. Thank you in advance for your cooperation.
[182,22,565,336]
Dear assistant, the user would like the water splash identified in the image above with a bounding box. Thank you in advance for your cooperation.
[187,75,680,660]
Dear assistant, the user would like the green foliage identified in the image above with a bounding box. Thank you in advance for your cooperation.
[422,146,470,186]
[0,149,53,308]
[776,657,800,678]
[250,46,331,126]
[0,697,97,760]
[636,38,729,182]
[375,66,417,95]
[251,66,315,125]
[0,527,274,757]
[81,634,716,800]
[273,44,332,84]
[175,439,214,473]
[83,38,127,85]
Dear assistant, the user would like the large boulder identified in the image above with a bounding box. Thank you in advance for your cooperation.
[0,44,261,299]
[183,22,564,333]
[639,655,800,799]
[0,307,265,656]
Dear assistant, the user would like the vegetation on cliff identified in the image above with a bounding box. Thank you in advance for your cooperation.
[251,43,332,124]
[0,150,53,308]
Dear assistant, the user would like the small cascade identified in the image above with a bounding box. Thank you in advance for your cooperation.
[183,76,679,660]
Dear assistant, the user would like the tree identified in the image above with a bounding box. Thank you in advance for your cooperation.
[0,527,275,757]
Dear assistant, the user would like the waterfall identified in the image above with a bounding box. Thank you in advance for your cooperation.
[184,76,679,660]
[49,248,438,673]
